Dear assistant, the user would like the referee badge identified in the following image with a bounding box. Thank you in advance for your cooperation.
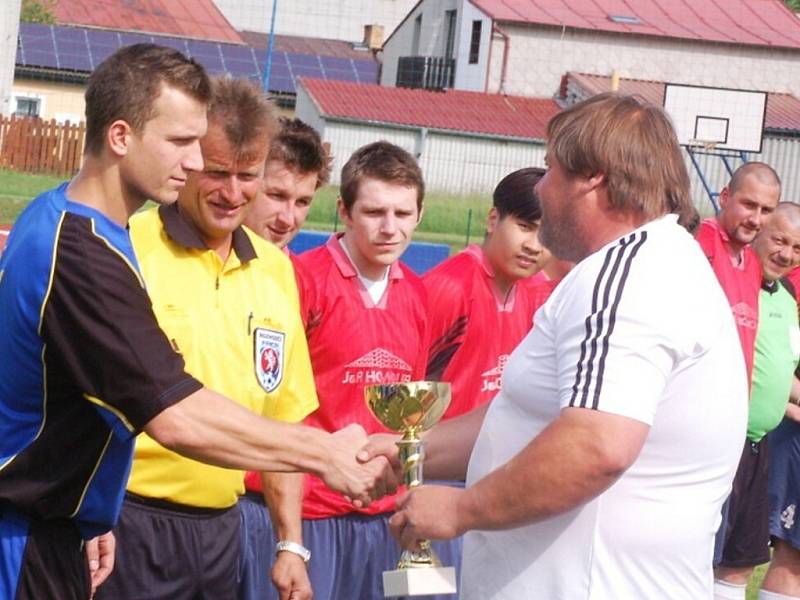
[254,327,285,393]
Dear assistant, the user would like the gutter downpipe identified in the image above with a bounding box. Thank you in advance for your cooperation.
[492,22,510,94]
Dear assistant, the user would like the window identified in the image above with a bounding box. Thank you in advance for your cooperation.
[444,10,457,59]
[608,14,642,25]
[412,14,422,55]
[14,96,41,118]
[469,20,482,64]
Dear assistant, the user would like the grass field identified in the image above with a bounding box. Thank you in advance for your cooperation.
[0,170,490,251]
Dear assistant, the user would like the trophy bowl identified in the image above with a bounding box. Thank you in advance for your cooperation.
[364,381,451,434]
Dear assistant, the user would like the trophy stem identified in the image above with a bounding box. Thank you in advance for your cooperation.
[397,430,424,488]
[395,430,444,569]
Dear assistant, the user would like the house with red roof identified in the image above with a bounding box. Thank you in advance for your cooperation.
[381,0,800,98]
[296,77,560,193]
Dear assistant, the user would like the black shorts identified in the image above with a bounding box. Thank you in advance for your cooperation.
[0,504,89,600]
[95,494,240,600]
[716,438,772,568]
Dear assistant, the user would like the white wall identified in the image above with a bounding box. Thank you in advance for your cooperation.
[381,0,491,91]
[0,0,21,116]
[486,24,800,98]
[212,0,416,43]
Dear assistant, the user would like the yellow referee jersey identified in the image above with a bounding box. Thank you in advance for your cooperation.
[126,204,318,508]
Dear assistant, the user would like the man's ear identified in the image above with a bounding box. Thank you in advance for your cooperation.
[486,206,499,235]
[586,171,606,192]
[417,203,424,224]
[718,187,730,210]
[336,196,349,225]
[107,119,132,158]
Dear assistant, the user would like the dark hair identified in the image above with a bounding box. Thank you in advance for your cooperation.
[547,92,693,225]
[84,43,211,155]
[339,141,424,213]
[268,118,332,188]
[493,167,545,223]
[207,76,277,162]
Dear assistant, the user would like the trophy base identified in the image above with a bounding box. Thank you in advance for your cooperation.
[383,566,457,597]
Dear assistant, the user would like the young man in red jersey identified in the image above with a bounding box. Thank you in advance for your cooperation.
[425,167,549,418]
[696,162,780,385]
[291,141,457,599]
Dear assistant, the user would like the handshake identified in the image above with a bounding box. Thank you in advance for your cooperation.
[318,424,402,508]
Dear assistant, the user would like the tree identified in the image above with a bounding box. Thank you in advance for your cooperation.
[20,0,58,25]
[784,0,800,11]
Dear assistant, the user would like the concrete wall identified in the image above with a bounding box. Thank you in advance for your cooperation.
[212,0,416,43]
[486,24,800,98]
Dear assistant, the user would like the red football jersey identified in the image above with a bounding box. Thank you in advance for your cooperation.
[297,234,428,519]
[424,245,545,418]
[696,218,761,383]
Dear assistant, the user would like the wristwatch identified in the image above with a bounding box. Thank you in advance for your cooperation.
[275,540,311,563]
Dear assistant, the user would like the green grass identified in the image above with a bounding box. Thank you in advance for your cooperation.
[0,172,491,251]
[746,563,768,600]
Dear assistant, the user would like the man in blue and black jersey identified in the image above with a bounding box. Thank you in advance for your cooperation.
[0,44,396,599]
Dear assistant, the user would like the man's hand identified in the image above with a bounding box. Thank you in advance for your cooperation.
[322,424,399,506]
[357,432,402,475]
[272,552,312,600]
[389,485,465,550]
[85,531,115,598]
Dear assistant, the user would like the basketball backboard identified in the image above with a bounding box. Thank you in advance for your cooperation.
[663,83,767,153]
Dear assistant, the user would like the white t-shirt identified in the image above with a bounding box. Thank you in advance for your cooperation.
[462,215,747,600]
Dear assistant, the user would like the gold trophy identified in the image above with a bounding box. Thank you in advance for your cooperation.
[365,381,457,597]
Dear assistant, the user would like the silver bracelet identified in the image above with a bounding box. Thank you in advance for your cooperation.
[275,540,311,563]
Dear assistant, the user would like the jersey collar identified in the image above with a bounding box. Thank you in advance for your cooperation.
[325,233,405,281]
[158,203,257,263]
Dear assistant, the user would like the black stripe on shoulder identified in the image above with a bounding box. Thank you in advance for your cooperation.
[569,231,648,409]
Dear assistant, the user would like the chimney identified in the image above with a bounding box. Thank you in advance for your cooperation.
[363,24,384,50]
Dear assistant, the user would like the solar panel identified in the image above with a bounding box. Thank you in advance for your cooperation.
[221,44,253,62]
[57,41,88,56]
[89,45,117,66]
[119,33,153,47]
[187,39,220,58]
[290,65,323,79]
[21,50,58,69]
[267,51,288,66]
[320,56,353,71]
[226,59,259,77]
[286,53,318,68]
[19,22,49,36]
[194,54,225,72]
[54,28,86,43]
[267,76,295,94]
[325,70,359,83]
[86,29,120,48]
[24,37,55,52]
[269,63,291,78]
[155,37,188,53]
[59,53,92,72]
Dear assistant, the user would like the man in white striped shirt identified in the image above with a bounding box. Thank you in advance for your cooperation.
[364,92,747,599]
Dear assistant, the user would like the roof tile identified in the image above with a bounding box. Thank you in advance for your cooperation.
[54,0,243,44]
[300,78,560,139]
[470,0,800,49]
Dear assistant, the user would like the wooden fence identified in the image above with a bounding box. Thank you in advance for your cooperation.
[0,116,85,177]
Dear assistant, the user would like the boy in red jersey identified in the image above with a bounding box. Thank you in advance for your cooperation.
[292,141,457,599]
[696,162,780,385]
[425,168,549,418]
